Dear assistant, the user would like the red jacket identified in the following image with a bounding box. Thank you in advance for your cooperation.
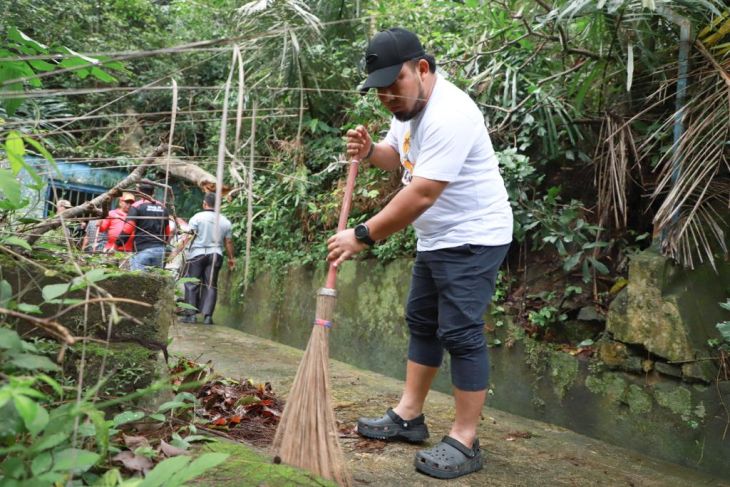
[99,208,134,251]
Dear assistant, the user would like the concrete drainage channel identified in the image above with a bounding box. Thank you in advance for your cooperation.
[214,252,730,481]
[170,322,728,486]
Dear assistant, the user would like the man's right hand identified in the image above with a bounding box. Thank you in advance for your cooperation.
[345,125,373,161]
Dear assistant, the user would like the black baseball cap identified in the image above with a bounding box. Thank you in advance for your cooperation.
[359,28,426,94]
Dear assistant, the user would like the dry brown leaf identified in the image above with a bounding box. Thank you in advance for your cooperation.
[159,439,188,458]
[113,450,154,474]
[122,434,150,449]
[504,431,533,441]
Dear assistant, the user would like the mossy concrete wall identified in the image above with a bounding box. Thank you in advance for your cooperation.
[488,334,729,477]
[222,257,730,478]
[2,258,175,391]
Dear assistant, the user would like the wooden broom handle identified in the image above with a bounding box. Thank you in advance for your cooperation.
[325,159,360,289]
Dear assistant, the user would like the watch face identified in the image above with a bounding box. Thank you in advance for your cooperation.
[355,224,368,239]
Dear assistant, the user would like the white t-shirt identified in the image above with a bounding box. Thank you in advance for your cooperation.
[187,210,233,259]
[383,74,513,251]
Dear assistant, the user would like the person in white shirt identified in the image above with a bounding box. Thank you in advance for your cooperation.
[327,27,512,479]
[176,192,235,325]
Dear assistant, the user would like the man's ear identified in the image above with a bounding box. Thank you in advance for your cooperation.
[417,58,429,77]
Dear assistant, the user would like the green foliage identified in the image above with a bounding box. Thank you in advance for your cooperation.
[0,254,221,485]
[0,129,57,214]
[0,328,104,484]
[0,28,123,116]
[0,327,227,486]
[0,328,59,373]
[497,148,609,282]
[710,300,730,352]
[528,305,568,330]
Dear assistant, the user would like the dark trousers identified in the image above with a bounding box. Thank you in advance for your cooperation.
[405,243,510,391]
[183,253,223,317]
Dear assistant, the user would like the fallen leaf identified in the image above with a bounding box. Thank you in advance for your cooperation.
[123,434,150,450]
[504,431,532,441]
[113,450,154,473]
[160,439,188,457]
[334,401,356,410]
[236,395,259,406]
[338,425,359,438]
[353,438,387,453]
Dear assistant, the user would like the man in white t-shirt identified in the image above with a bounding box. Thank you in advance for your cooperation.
[175,192,236,325]
[327,27,512,479]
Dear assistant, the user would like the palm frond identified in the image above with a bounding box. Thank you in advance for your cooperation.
[594,113,640,229]
[650,48,730,269]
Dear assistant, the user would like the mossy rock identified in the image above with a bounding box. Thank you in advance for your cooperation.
[606,248,730,374]
[548,350,579,400]
[63,342,160,396]
[191,440,337,487]
[60,272,175,344]
[3,255,174,346]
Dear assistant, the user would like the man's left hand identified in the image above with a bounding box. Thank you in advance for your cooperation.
[227,257,236,270]
[327,228,367,268]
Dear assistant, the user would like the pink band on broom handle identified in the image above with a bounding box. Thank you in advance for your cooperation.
[325,158,360,290]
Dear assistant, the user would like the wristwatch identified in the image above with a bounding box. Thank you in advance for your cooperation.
[354,223,375,246]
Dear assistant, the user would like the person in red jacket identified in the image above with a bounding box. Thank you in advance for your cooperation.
[118,183,171,270]
[99,192,135,252]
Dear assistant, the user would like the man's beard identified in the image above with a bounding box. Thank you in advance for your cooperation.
[393,84,426,122]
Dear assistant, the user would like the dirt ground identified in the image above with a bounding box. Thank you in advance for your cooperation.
[170,322,729,487]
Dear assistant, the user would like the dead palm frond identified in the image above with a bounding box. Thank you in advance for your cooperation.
[594,113,641,229]
[649,46,729,269]
[656,180,729,269]
[551,0,726,21]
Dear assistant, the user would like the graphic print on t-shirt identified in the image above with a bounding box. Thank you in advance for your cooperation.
[401,129,414,185]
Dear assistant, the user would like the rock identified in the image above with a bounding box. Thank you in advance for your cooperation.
[624,384,653,414]
[577,306,606,323]
[548,351,579,400]
[599,341,629,368]
[606,248,730,363]
[642,359,654,372]
[653,383,693,419]
[585,372,627,403]
[681,360,719,384]
[607,251,691,361]
[621,356,645,374]
[717,381,730,396]
[654,362,683,379]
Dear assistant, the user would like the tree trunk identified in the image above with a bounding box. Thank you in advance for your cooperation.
[154,158,230,194]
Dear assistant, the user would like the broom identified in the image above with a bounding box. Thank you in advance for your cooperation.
[272,158,359,487]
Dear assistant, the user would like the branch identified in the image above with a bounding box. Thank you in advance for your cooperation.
[534,0,551,11]
[520,14,602,60]
[496,59,588,132]
[0,307,75,344]
[25,144,168,245]
[154,157,230,193]
[695,40,730,89]
[49,297,152,321]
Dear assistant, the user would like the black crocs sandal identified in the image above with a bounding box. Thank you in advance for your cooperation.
[414,435,483,479]
[357,408,429,442]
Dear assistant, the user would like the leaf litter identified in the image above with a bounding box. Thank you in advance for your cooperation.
[112,357,286,475]
[195,378,284,447]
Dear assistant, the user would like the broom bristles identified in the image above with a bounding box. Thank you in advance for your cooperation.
[273,322,352,486]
